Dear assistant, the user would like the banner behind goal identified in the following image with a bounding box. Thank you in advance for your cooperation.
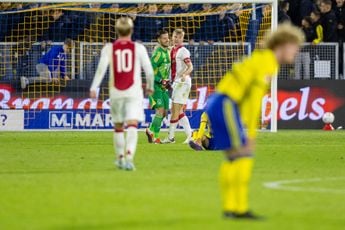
[0,1,277,131]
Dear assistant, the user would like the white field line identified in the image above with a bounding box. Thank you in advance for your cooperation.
[263,177,345,194]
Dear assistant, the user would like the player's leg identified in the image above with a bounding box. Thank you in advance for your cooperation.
[178,83,192,142]
[110,98,126,169]
[206,94,258,219]
[114,122,125,169]
[165,102,181,142]
[179,107,192,144]
[147,90,166,143]
[123,98,144,170]
[220,100,257,219]
[125,119,139,171]
[21,64,51,89]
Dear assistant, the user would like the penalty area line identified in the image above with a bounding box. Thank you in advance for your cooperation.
[263,177,345,194]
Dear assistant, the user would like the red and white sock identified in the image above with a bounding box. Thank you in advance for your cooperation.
[179,113,192,138]
[126,125,138,161]
[168,119,178,140]
[114,128,125,160]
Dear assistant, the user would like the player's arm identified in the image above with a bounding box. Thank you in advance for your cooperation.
[240,53,278,139]
[90,44,111,99]
[196,112,208,142]
[140,44,154,95]
[151,50,163,83]
[240,86,265,140]
[59,54,67,79]
[181,48,193,80]
[313,24,323,44]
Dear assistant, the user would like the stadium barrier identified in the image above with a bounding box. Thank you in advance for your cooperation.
[0,42,345,130]
[279,43,339,80]
[1,80,345,130]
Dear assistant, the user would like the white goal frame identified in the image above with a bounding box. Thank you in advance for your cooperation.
[2,0,278,132]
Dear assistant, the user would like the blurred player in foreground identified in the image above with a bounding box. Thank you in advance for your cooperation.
[90,17,154,171]
[162,29,193,144]
[146,30,171,144]
[188,112,221,151]
[206,24,304,219]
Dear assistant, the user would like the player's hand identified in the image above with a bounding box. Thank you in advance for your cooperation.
[181,74,187,82]
[146,89,153,97]
[161,79,171,89]
[64,76,71,81]
[90,90,97,99]
[244,139,255,153]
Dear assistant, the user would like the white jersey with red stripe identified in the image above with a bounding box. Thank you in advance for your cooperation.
[90,39,154,99]
[170,45,192,84]
[170,45,192,105]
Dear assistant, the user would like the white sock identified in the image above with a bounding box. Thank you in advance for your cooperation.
[114,131,125,160]
[126,126,138,161]
[168,120,178,139]
[179,115,192,138]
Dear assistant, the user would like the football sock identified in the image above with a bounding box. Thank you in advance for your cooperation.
[114,128,125,160]
[219,160,237,213]
[150,115,164,138]
[235,157,254,214]
[220,157,254,214]
[179,113,192,138]
[168,119,178,139]
[126,125,138,161]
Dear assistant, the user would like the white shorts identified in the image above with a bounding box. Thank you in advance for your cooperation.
[110,97,144,124]
[172,77,191,105]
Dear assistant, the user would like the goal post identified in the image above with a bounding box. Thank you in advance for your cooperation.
[0,0,278,131]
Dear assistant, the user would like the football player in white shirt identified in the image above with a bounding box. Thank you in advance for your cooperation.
[90,17,154,170]
[163,29,193,144]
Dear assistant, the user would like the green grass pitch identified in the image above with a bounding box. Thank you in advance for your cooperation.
[0,131,345,230]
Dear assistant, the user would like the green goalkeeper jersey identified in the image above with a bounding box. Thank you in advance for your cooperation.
[151,46,171,91]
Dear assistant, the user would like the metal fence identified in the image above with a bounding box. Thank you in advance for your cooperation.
[0,42,76,80]
[278,42,339,80]
[0,42,343,81]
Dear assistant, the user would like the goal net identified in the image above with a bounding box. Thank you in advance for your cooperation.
[0,1,277,131]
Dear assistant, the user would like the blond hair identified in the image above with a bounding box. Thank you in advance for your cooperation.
[264,23,305,50]
[173,29,185,37]
[115,17,134,37]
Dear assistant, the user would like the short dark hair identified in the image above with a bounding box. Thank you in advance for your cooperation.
[311,9,321,17]
[279,0,289,9]
[156,30,169,39]
[320,0,332,6]
[64,38,73,48]
[303,16,313,26]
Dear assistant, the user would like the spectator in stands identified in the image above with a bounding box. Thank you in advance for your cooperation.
[202,3,212,12]
[278,1,291,23]
[287,0,301,25]
[319,0,338,42]
[300,0,315,20]
[20,38,73,89]
[137,3,146,13]
[295,16,315,79]
[302,16,317,42]
[310,9,324,44]
[216,6,236,42]
[194,4,215,44]
[173,3,191,13]
[335,0,345,41]
[136,4,164,42]
[161,4,173,14]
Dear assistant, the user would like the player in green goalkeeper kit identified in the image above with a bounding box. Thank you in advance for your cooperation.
[146,30,171,144]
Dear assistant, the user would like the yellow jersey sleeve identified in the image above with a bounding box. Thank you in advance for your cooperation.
[217,49,279,139]
[196,112,209,140]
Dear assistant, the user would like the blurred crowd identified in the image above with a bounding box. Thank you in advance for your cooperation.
[279,0,345,43]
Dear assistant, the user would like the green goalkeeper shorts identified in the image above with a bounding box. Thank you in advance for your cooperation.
[149,90,169,110]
